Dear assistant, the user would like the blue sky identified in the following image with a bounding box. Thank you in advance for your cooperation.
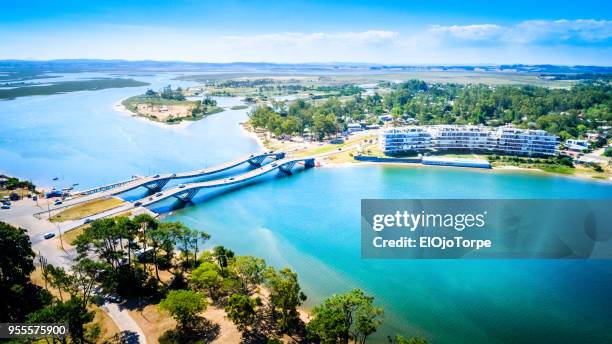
[1,0,611,65]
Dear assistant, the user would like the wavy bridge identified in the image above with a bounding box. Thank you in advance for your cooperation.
[78,151,287,196]
[137,156,315,207]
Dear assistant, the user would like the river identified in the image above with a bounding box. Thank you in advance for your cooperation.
[1,72,611,343]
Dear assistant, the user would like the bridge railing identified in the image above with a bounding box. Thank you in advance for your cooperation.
[77,177,140,196]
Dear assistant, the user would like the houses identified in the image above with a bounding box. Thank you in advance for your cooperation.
[564,139,590,152]
[378,115,393,122]
[347,123,364,133]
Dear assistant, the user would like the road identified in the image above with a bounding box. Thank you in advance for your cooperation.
[0,197,149,343]
[103,303,147,344]
[137,156,314,206]
[36,151,283,217]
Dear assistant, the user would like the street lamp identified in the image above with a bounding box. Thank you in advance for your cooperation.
[57,223,65,251]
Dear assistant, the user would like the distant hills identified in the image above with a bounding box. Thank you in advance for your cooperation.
[0,59,611,75]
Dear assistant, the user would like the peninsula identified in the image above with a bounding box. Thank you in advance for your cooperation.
[121,85,224,124]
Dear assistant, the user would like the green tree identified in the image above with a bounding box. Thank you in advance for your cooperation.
[212,245,235,274]
[264,267,307,332]
[225,293,261,333]
[160,290,207,332]
[229,255,266,295]
[0,222,51,322]
[28,298,94,344]
[388,335,428,344]
[191,262,223,300]
[307,289,383,344]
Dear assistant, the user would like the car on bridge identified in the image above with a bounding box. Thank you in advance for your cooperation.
[156,192,163,197]
[134,201,142,206]
[44,232,55,239]
[272,163,278,167]
[178,184,185,188]
[153,174,160,178]
[84,218,93,224]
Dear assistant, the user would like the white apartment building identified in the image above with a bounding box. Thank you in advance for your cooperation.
[379,127,431,154]
[380,125,558,156]
[427,125,493,151]
[491,127,558,156]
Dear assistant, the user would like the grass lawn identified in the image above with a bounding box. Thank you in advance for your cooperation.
[62,225,89,245]
[61,210,133,245]
[293,134,376,158]
[539,165,575,174]
[51,197,124,222]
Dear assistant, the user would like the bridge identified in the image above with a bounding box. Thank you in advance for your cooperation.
[136,157,315,207]
[78,151,285,196]
[35,152,287,217]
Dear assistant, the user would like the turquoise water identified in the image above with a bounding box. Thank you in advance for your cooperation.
[2,72,612,343]
[165,165,612,344]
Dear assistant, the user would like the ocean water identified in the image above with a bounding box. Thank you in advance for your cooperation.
[2,72,611,343]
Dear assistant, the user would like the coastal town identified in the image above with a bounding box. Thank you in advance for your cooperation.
[1,0,612,340]
[1,65,611,343]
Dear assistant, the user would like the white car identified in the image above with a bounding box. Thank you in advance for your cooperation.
[44,232,56,239]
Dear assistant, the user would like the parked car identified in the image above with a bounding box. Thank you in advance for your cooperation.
[2,200,10,205]
[106,294,122,303]
[54,200,62,205]
[1,205,10,210]
[43,232,55,239]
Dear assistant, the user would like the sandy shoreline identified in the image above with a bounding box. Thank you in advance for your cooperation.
[239,122,266,150]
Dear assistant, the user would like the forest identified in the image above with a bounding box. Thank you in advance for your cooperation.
[248,80,612,141]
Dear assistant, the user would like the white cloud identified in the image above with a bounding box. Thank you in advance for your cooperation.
[428,24,504,40]
[429,19,612,45]
[223,30,398,45]
[0,21,610,64]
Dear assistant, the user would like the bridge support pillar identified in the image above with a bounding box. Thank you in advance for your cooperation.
[176,189,199,202]
[279,161,297,174]
[304,158,316,168]
[144,179,169,192]
[248,155,267,166]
